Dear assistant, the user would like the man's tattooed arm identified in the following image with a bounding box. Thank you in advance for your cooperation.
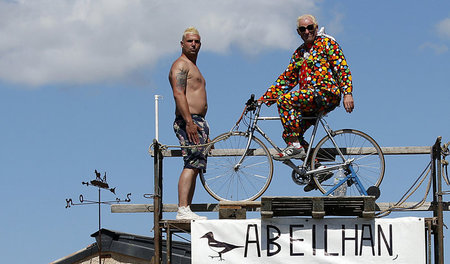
[175,68,188,92]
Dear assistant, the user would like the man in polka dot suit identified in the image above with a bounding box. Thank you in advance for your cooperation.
[260,14,354,172]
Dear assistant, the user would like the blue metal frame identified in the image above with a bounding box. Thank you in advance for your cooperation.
[323,165,368,196]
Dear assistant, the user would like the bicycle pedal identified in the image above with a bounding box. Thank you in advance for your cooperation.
[304,182,317,192]
[314,168,333,182]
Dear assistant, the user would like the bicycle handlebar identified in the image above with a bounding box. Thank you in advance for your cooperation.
[245,94,264,112]
[234,94,258,127]
[246,94,255,105]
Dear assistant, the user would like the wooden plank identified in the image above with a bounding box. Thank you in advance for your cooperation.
[314,146,431,155]
[312,197,325,219]
[219,208,247,219]
[219,201,261,209]
[375,202,450,211]
[217,201,262,219]
[111,201,449,213]
[111,204,176,213]
[160,220,191,233]
[150,146,431,157]
[111,203,219,213]
[381,146,431,155]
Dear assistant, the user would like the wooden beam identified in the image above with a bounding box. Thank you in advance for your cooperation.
[381,146,431,155]
[111,203,219,213]
[150,146,431,157]
[219,200,261,209]
[111,201,449,213]
[375,202,450,211]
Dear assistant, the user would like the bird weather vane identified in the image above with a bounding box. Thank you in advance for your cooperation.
[65,170,131,208]
[65,170,131,262]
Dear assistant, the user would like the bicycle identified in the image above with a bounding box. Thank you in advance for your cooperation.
[200,94,385,202]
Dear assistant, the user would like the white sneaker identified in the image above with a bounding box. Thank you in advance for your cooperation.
[176,206,207,220]
[273,144,306,160]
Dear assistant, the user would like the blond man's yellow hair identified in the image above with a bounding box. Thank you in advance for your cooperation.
[182,27,200,40]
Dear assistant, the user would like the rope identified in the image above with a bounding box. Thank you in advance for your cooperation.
[376,162,432,217]
[148,132,233,155]
[373,139,450,217]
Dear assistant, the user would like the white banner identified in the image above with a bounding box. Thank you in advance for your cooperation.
[192,217,425,264]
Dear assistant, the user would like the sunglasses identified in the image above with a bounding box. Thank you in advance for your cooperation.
[298,24,316,33]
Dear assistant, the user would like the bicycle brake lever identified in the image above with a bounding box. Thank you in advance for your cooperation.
[246,94,255,105]
[246,94,256,111]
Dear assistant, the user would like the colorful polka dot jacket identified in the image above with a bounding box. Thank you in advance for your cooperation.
[261,36,353,106]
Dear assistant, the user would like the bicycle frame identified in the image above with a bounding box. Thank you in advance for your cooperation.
[233,101,369,196]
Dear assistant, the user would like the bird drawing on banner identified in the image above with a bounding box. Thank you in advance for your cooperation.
[201,232,243,261]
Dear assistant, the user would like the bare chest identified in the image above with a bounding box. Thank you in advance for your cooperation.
[188,66,205,88]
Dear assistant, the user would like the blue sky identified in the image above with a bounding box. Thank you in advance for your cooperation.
[1,0,449,263]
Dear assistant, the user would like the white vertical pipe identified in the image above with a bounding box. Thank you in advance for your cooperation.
[154,95,162,141]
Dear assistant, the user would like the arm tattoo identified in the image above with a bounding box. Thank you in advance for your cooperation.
[176,69,188,91]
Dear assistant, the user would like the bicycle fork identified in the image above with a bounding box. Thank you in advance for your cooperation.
[234,106,267,170]
[234,124,282,170]
[234,133,252,171]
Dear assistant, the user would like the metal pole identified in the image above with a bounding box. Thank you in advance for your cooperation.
[167,225,172,264]
[98,188,102,263]
[153,139,163,264]
[155,95,162,141]
[431,138,438,264]
[427,220,432,264]
[436,137,444,264]
[431,137,444,264]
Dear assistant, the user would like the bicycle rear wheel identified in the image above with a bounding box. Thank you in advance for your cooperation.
[311,129,385,196]
[201,131,273,201]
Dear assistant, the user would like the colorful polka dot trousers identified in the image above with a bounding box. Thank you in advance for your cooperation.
[277,88,340,142]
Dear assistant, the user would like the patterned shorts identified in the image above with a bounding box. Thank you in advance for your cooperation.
[173,115,210,171]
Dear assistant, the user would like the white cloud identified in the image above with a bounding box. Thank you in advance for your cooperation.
[417,17,450,55]
[419,42,448,54]
[0,0,323,87]
[437,17,450,38]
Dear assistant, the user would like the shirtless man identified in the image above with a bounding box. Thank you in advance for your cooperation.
[169,27,208,220]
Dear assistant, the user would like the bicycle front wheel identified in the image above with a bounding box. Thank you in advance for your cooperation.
[201,131,273,201]
[311,129,385,196]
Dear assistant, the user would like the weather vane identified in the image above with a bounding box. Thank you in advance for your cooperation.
[65,169,131,262]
